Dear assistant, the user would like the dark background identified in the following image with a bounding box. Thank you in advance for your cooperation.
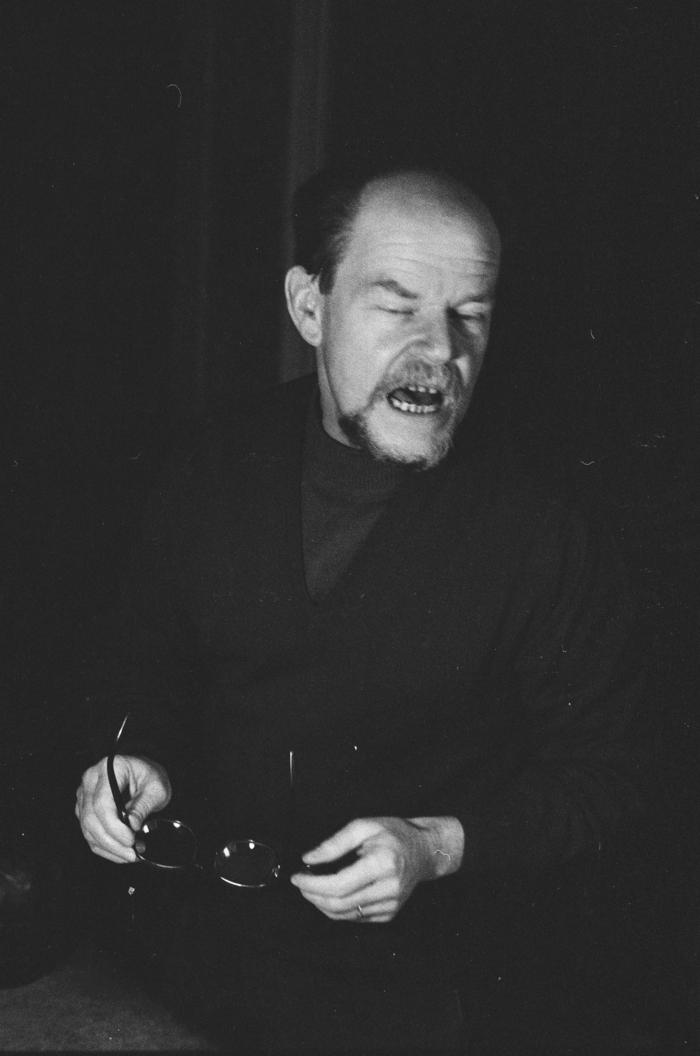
[3,0,697,806]
[6,0,697,598]
[5,0,697,629]
[2,0,698,1043]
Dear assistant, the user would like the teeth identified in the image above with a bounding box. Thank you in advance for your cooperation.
[397,403,436,414]
[388,392,440,414]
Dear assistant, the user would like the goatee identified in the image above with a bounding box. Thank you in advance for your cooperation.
[338,409,455,471]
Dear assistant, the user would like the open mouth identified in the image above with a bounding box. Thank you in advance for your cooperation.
[387,385,445,415]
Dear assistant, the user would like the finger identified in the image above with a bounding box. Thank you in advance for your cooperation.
[92,789,137,846]
[301,818,379,869]
[85,838,137,865]
[297,886,399,923]
[84,780,138,847]
[77,762,137,854]
[81,809,137,861]
[311,903,398,923]
[76,781,130,851]
[343,900,397,923]
[292,835,402,897]
[83,826,137,862]
[291,855,376,898]
[298,875,396,912]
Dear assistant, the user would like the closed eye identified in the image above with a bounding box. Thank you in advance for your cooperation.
[453,310,486,327]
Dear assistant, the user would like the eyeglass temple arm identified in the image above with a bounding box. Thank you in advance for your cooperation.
[108,713,133,830]
[289,749,299,854]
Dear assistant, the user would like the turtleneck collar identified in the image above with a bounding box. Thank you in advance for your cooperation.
[303,394,412,503]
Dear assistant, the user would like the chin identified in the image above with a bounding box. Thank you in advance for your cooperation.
[339,407,457,470]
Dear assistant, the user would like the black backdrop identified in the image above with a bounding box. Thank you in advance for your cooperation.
[329,0,698,449]
[3,3,699,1042]
[4,0,698,813]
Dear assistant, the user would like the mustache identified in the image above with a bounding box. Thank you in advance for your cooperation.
[376,359,465,399]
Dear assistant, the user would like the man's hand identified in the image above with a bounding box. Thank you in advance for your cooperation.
[75,755,171,864]
[290,815,464,923]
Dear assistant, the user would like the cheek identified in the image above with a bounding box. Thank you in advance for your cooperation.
[328,331,395,398]
[459,332,489,375]
[324,348,374,411]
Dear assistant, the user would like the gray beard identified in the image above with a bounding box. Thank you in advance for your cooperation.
[338,407,455,471]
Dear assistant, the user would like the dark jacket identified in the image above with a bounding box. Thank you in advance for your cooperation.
[87,373,649,989]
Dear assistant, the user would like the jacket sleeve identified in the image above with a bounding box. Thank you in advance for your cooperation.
[453,496,652,880]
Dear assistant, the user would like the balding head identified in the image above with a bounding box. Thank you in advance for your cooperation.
[359,170,500,256]
[291,161,502,295]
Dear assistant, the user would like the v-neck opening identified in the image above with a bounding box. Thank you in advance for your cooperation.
[294,395,458,611]
[300,400,413,606]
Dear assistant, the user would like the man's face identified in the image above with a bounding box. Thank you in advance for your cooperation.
[314,176,500,469]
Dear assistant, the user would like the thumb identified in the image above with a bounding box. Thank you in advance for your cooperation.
[124,763,170,829]
[303,818,374,864]
[128,810,144,834]
[127,786,165,829]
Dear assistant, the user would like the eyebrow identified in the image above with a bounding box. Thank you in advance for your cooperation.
[366,278,419,300]
[365,277,496,306]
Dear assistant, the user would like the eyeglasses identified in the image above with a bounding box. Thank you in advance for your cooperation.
[107,714,355,888]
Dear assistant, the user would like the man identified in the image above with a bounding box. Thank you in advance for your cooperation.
[76,162,647,1052]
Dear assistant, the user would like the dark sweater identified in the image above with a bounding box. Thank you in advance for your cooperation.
[93,373,648,986]
[301,396,407,598]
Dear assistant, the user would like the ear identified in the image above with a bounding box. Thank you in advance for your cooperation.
[284,266,324,347]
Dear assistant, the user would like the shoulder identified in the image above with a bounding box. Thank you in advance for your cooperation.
[172,373,316,477]
[138,375,315,528]
[446,422,579,528]
[441,425,627,589]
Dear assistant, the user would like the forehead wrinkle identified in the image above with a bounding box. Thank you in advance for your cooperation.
[365,248,496,271]
[349,228,499,275]
[355,231,496,261]
[353,248,497,302]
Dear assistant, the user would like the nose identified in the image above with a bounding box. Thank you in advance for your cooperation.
[421,311,457,363]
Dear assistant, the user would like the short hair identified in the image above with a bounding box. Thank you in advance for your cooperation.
[291,153,511,293]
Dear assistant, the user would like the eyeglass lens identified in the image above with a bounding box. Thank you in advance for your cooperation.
[136,818,198,871]
[135,817,281,888]
[215,840,280,888]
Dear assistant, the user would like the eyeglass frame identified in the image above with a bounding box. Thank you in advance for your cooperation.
[106,714,355,888]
